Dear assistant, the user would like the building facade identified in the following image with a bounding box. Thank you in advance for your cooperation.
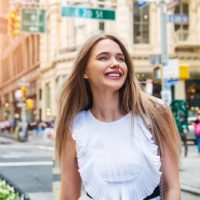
[40,0,200,121]
[0,1,40,125]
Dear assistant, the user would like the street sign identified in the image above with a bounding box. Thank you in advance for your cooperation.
[21,8,46,34]
[168,14,189,23]
[167,0,180,11]
[137,1,148,9]
[61,6,115,20]
[166,79,179,86]
[163,59,179,80]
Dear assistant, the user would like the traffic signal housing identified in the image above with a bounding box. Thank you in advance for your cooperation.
[20,85,27,101]
[26,99,34,110]
[8,9,21,36]
[153,64,162,81]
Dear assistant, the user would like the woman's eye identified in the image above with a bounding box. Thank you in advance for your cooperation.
[117,57,125,62]
[98,56,108,61]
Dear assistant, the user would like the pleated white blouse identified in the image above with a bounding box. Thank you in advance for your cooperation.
[71,110,161,200]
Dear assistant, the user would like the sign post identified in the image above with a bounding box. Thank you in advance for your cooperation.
[21,8,46,33]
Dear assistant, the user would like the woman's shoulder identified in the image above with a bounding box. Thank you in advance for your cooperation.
[71,110,88,130]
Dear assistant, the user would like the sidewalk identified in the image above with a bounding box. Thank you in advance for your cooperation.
[0,133,16,144]
[180,145,200,195]
[0,131,54,147]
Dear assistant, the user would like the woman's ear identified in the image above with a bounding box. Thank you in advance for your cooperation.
[83,72,88,79]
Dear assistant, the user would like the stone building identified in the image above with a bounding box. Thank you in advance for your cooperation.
[0,0,40,124]
[1,0,200,124]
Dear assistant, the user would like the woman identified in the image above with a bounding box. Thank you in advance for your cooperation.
[194,112,200,156]
[55,33,180,200]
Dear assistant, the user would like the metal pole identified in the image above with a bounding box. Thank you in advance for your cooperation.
[159,0,173,105]
[160,0,168,92]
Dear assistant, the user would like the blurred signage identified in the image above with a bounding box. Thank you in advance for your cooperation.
[136,1,148,9]
[21,8,46,33]
[167,0,180,11]
[149,54,161,65]
[0,17,7,34]
[168,14,189,23]
[180,64,190,80]
[163,59,179,80]
[21,0,40,3]
[61,6,115,20]
[17,102,26,108]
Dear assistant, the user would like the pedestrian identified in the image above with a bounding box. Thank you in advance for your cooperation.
[55,33,180,200]
[194,112,200,156]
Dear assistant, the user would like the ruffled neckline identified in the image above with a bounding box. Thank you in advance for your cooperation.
[72,111,161,200]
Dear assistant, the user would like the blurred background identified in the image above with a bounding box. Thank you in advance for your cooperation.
[0,0,200,200]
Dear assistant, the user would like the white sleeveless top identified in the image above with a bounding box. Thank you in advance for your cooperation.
[71,110,161,200]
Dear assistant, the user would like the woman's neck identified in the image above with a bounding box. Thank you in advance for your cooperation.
[90,91,125,122]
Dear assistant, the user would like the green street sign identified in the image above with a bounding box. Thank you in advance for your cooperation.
[21,8,46,34]
[61,6,115,21]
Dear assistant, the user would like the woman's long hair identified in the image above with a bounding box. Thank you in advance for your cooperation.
[55,32,180,166]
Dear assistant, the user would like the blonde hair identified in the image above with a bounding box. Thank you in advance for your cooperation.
[55,32,180,167]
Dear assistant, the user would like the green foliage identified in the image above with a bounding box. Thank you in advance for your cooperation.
[0,179,20,200]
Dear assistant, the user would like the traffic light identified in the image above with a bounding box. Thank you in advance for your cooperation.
[26,99,34,110]
[8,9,21,36]
[153,64,162,81]
[20,85,27,101]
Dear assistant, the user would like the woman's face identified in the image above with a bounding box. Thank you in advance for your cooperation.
[84,39,128,92]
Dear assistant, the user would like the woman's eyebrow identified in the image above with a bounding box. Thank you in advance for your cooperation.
[96,52,109,57]
[96,52,124,57]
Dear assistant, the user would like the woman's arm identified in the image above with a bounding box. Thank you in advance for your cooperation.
[59,133,81,200]
[162,143,181,200]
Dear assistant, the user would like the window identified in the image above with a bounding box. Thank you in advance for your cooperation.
[174,2,189,41]
[133,1,150,44]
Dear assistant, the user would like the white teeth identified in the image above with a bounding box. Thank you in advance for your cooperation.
[107,73,120,77]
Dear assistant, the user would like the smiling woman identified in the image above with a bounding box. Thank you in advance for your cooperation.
[55,32,181,200]
[83,39,128,93]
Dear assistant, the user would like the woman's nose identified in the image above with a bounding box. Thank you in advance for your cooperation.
[110,59,120,68]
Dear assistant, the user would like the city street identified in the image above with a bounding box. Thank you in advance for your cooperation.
[182,191,200,200]
[0,136,54,200]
